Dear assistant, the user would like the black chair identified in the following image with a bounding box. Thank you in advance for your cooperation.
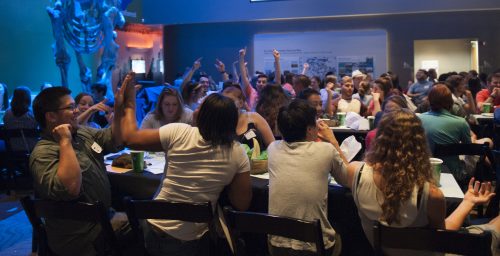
[20,196,121,256]
[223,207,327,256]
[434,142,497,217]
[433,142,493,182]
[373,221,492,256]
[123,197,214,254]
[1,127,40,191]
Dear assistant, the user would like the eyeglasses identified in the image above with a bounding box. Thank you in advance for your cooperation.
[53,104,77,112]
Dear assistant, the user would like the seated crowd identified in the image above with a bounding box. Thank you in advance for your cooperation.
[3,48,500,255]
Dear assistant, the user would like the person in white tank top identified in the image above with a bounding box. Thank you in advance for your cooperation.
[342,109,500,255]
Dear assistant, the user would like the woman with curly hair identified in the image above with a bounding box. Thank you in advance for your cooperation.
[345,109,500,254]
[256,84,290,137]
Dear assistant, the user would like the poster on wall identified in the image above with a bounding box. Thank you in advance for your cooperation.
[254,30,387,78]
[337,56,375,77]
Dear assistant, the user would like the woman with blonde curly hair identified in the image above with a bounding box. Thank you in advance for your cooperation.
[344,109,500,254]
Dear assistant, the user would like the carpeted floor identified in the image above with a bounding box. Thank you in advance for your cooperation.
[0,193,34,256]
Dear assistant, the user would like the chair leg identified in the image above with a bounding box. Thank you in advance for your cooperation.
[32,227,39,254]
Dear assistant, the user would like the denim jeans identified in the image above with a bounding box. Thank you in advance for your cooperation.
[142,221,209,256]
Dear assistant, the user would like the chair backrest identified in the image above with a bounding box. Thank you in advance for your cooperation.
[20,196,120,256]
[2,127,40,154]
[434,143,489,158]
[123,197,213,243]
[434,142,492,181]
[373,221,492,256]
[223,207,326,256]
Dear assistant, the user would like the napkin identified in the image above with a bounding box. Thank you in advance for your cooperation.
[345,112,369,130]
[340,135,362,162]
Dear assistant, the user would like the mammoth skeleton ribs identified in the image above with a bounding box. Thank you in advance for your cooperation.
[47,0,125,100]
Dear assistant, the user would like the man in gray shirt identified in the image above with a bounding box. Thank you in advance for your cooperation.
[268,99,348,256]
[30,86,123,255]
[407,69,434,107]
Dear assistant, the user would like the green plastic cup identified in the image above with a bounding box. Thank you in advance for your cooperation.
[334,88,341,94]
[337,112,346,126]
[430,158,443,186]
[130,151,145,172]
[482,103,491,113]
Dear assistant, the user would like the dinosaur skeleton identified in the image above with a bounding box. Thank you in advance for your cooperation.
[47,0,125,99]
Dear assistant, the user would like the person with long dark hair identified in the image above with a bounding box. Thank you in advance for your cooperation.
[114,73,252,256]
[256,84,291,137]
[222,86,274,148]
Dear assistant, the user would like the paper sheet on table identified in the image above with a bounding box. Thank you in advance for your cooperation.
[144,156,166,174]
[340,135,362,162]
[345,112,369,130]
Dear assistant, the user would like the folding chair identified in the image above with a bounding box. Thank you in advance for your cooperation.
[2,127,40,191]
[434,142,497,217]
[373,221,492,256]
[123,197,214,254]
[223,207,327,256]
[20,196,121,256]
[434,142,492,182]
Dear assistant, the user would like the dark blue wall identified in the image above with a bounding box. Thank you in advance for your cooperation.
[163,10,500,86]
[145,0,500,25]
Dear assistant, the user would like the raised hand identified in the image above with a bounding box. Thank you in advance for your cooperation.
[193,57,202,70]
[115,72,136,111]
[492,87,500,97]
[463,177,495,205]
[239,48,246,57]
[326,82,334,90]
[272,49,280,60]
[52,124,73,143]
[464,89,473,98]
[303,63,310,70]
[90,99,111,113]
[215,59,226,73]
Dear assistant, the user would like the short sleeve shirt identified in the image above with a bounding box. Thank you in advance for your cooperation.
[149,123,250,241]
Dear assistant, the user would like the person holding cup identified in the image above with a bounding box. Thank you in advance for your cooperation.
[476,73,500,113]
[114,72,252,256]
[346,110,500,255]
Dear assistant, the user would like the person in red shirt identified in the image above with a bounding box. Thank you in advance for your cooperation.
[476,73,500,113]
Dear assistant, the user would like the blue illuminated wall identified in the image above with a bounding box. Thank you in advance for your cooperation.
[0,1,95,95]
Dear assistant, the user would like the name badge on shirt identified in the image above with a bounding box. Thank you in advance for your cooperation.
[244,130,257,140]
[424,85,430,89]
[91,142,103,154]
